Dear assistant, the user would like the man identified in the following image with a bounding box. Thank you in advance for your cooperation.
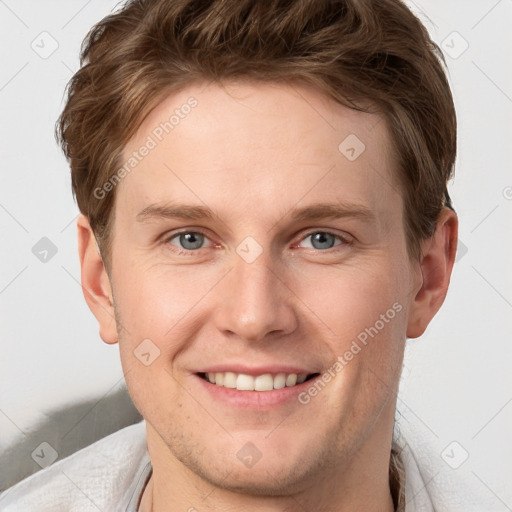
[0,0,461,510]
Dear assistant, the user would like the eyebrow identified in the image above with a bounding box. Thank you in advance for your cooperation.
[289,202,375,223]
[135,201,375,224]
[136,203,215,222]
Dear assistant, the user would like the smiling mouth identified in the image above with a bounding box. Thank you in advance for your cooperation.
[198,371,320,391]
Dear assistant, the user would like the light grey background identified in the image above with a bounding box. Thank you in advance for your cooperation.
[1,0,511,506]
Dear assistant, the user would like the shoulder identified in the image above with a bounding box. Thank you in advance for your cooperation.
[397,427,501,512]
[0,420,150,512]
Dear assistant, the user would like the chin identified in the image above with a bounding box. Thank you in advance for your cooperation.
[188,457,319,496]
[173,432,340,497]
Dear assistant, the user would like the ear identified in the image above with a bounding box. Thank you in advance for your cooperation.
[406,208,458,338]
[77,214,118,344]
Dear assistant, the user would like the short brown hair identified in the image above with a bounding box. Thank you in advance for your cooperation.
[56,0,456,264]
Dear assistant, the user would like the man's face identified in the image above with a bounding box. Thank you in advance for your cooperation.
[108,81,420,493]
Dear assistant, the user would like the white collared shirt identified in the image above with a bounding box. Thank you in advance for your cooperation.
[0,420,480,511]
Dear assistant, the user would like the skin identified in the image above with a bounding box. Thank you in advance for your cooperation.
[77,81,457,511]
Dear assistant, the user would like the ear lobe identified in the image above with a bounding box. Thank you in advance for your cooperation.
[77,214,118,345]
[406,208,458,339]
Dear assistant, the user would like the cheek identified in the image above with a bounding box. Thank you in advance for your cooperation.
[112,257,214,336]
[295,258,410,398]
[114,288,184,424]
[111,260,221,383]
[295,256,408,336]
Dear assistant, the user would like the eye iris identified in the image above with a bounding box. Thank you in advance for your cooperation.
[311,232,336,250]
[179,232,203,250]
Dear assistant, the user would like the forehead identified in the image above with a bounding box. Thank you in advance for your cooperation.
[116,81,401,231]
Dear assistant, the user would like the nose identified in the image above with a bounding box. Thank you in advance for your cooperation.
[213,250,298,343]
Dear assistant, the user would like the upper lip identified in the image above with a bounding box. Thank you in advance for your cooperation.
[195,365,319,376]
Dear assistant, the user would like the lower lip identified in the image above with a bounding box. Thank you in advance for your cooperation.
[194,374,319,408]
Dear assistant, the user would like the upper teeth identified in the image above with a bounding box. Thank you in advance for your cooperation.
[205,372,308,391]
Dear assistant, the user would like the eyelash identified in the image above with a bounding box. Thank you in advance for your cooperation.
[162,229,352,254]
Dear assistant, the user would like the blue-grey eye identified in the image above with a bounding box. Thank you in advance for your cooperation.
[172,232,206,250]
[301,232,342,250]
